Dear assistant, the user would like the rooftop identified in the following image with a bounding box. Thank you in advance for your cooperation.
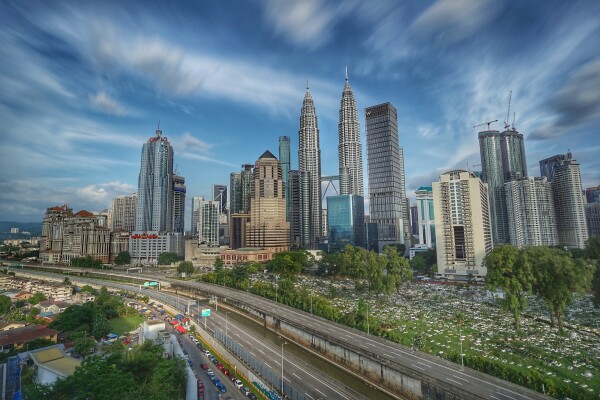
[30,345,81,377]
[0,324,58,347]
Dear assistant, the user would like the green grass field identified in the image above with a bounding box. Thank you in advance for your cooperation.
[108,315,145,335]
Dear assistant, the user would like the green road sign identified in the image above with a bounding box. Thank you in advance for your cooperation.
[201,309,211,317]
[143,281,159,287]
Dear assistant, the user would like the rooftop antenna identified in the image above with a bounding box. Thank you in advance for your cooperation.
[306,77,309,90]
[345,65,348,81]
[504,91,512,130]
[512,112,516,131]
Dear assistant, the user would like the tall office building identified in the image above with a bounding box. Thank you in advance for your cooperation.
[288,170,302,247]
[478,127,527,245]
[505,177,558,247]
[229,173,242,215]
[298,83,322,249]
[327,195,365,252]
[135,127,174,232]
[338,68,363,196]
[191,196,203,236]
[279,136,291,221]
[365,102,409,251]
[586,203,600,237]
[246,151,290,251]
[540,152,588,248]
[585,185,600,204]
[415,186,435,248]
[212,184,228,214]
[173,175,186,233]
[112,193,137,232]
[433,170,493,281]
[196,197,220,246]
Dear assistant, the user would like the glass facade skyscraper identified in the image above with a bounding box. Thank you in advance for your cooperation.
[327,195,365,252]
[135,128,174,232]
[212,184,227,214]
[298,83,322,249]
[338,69,363,196]
[279,136,291,221]
[365,102,409,251]
[172,175,186,233]
[478,128,527,244]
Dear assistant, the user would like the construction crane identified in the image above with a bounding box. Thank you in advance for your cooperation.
[504,91,512,129]
[473,119,498,131]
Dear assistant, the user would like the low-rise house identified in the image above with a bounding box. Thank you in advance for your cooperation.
[37,301,70,315]
[28,344,82,385]
[13,291,34,301]
[0,324,58,353]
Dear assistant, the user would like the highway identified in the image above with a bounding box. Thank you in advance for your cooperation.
[15,264,548,399]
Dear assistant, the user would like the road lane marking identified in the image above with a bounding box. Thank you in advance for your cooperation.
[412,364,425,371]
[495,392,517,400]
[265,363,272,368]
[452,375,470,383]
[446,378,463,385]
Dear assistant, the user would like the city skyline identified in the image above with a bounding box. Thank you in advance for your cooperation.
[1,1,599,224]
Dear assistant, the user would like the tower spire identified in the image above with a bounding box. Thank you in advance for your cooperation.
[306,77,309,90]
[345,65,348,81]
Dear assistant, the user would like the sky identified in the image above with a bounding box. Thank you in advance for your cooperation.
[1,0,599,228]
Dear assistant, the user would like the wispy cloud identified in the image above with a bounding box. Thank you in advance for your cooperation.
[89,91,129,116]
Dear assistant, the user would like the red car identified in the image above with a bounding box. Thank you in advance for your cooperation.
[200,363,208,370]
[222,369,230,376]
[216,363,224,371]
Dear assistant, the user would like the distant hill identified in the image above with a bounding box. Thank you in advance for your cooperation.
[0,221,42,240]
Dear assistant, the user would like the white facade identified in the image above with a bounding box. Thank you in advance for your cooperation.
[433,170,493,281]
[505,177,558,247]
[415,186,435,248]
[112,194,137,232]
[196,198,220,246]
[128,231,184,265]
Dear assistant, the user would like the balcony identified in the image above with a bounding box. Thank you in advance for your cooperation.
[444,268,457,274]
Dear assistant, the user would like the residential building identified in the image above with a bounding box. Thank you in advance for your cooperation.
[111,194,137,232]
[212,184,228,215]
[60,210,111,264]
[191,196,202,236]
[415,186,436,248]
[196,197,220,246]
[109,230,130,263]
[540,152,588,248]
[298,83,322,249]
[135,127,174,233]
[279,136,291,221]
[40,205,73,263]
[129,231,184,265]
[365,102,409,251]
[288,170,301,248]
[0,325,58,353]
[172,175,186,233]
[505,177,558,247]
[478,127,527,245]
[338,68,364,196]
[327,195,365,252]
[433,170,493,281]
[246,150,290,252]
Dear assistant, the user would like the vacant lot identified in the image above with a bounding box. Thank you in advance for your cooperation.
[108,315,145,335]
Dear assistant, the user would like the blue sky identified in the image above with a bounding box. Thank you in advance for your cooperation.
[1,0,599,226]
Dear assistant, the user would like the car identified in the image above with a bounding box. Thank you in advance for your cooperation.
[217,384,227,393]
[247,394,257,400]
[187,360,193,367]
[229,375,237,382]
[240,387,250,396]
[216,363,224,371]
[234,380,243,389]
[206,369,214,377]
[211,358,219,365]
[183,349,188,356]
[204,350,211,356]
[201,363,208,370]
[222,369,230,376]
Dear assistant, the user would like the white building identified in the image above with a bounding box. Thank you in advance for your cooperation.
[505,177,558,247]
[129,231,184,265]
[197,198,220,247]
[433,170,493,281]
[112,194,137,232]
[415,186,435,248]
[29,345,81,386]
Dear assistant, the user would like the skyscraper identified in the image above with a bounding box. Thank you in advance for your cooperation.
[365,102,409,251]
[197,197,220,246]
[298,82,322,249]
[191,196,203,236]
[433,170,493,281]
[504,177,558,247]
[479,127,527,244]
[229,173,242,215]
[288,170,301,247]
[173,175,186,233]
[135,127,174,232]
[540,152,588,248]
[112,193,137,232]
[212,184,227,214]
[246,151,290,251]
[415,186,435,248]
[327,194,365,252]
[585,185,600,204]
[279,136,291,221]
[338,68,363,196]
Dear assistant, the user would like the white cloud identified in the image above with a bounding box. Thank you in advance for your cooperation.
[89,91,128,116]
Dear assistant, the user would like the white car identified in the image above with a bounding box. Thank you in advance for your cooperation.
[234,379,243,389]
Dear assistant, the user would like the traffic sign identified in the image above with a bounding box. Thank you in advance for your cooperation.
[201,309,211,317]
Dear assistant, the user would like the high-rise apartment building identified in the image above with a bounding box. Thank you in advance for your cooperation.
[246,151,290,251]
[112,194,137,232]
[191,196,202,236]
[338,69,363,196]
[135,127,174,232]
[288,170,302,247]
[365,102,409,251]
[212,184,227,214]
[298,83,322,249]
[196,197,220,246]
[173,175,186,233]
[327,194,365,252]
[279,136,291,221]
[433,170,493,281]
[478,127,527,245]
[415,186,436,248]
[505,177,558,247]
[540,152,588,248]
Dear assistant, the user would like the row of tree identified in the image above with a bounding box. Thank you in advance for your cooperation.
[485,237,600,330]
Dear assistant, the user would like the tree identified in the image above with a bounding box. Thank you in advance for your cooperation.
[114,251,131,265]
[177,261,195,276]
[157,252,182,265]
[585,236,600,308]
[63,277,71,285]
[527,246,594,329]
[485,245,533,331]
[383,245,412,293]
[80,285,98,295]
[28,292,47,305]
[73,331,96,356]
[213,256,224,272]
[409,255,427,273]
[0,295,11,314]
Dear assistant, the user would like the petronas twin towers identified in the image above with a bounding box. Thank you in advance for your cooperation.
[298,69,364,249]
